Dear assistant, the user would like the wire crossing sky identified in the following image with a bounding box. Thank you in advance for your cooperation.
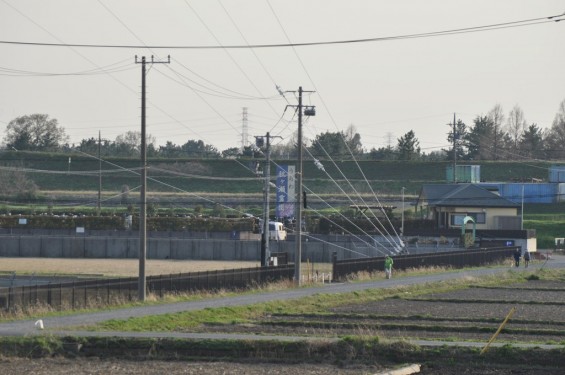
[1,0,564,154]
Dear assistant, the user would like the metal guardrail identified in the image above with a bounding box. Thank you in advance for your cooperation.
[332,246,518,281]
[0,265,294,311]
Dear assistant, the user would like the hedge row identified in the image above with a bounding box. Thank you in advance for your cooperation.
[0,216,256,232]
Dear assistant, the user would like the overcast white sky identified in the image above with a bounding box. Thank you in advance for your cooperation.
[0,0,564,154]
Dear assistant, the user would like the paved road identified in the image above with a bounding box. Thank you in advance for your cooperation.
[1,254,563,350]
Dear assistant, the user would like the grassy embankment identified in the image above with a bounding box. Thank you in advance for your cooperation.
[2,152,562,245]
[2,151,553,195]
[523,203,565,248]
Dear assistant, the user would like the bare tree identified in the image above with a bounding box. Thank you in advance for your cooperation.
[0,163,38,199]
[506,105,527,150]
[546,99,565,159]
[343,124,363,155]
[487,104,505,160]
[112,131,157,157]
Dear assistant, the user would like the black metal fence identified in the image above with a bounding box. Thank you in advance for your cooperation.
[0,265,294,311]
[332,246,518,281]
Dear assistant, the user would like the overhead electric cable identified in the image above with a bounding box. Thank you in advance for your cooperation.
[181,0,289,132]
[267,1,404,249]
[0,14,562,49]
[0,58,134,77]
[302,143,400,250]
[96,0,242,140]
[300,83,404,249]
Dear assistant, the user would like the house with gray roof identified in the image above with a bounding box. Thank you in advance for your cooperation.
[417,183,521,231]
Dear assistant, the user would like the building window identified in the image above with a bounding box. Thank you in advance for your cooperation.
[450,212,486,226]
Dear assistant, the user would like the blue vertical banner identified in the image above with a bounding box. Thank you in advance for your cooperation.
[275,165,296,219]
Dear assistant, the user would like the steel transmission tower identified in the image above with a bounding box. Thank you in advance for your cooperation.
[241,107,249,151]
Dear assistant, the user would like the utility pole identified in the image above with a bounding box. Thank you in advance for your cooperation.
[98,130,101,213]
[135,55,170,302]
[256,132,282,267]
[285,86,315,285]
[296,87,304,284]
[401,187,405,236]
[263,134,270,267]
[452,112,457,183]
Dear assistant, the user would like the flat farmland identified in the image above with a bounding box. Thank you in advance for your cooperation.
[184,279,565,345]
[0,258,260,278]
[1,261,564,374]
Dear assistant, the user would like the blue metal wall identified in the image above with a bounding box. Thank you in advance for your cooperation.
[549,165,565,183]
[478,183,556,203]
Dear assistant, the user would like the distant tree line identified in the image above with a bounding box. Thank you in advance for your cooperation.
[2,100,565,161]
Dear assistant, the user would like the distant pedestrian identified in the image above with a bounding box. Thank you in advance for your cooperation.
[384,255,394,279]
[524,251,531,268]
[513,249,521,267]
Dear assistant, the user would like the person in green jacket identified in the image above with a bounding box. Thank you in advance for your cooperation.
[384,255,394,279]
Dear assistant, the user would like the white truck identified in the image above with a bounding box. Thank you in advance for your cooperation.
[268,221,287,241]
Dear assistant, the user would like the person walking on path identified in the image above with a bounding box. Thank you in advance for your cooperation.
[524,250,531,268]
[513,248,521,267]
[384,255,394,279]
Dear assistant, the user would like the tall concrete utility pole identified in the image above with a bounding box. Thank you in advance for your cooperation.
[290,86,315,285]
[452,112,457,183]
[257,132,281,267]
[263,133,271,267]
[296,87,304,284]
[135,55,170,301]
[98,130,102,212]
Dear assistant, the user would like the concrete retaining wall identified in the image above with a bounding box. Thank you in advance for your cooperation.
[0,235,387,262]
[0,236,268,261]
[0,235,476,262]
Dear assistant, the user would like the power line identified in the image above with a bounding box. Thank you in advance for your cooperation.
[265,1,403,249]
[0,14,561,49]
[0,58,134,77]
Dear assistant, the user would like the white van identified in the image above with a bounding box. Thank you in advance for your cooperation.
[269,221,287,241]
